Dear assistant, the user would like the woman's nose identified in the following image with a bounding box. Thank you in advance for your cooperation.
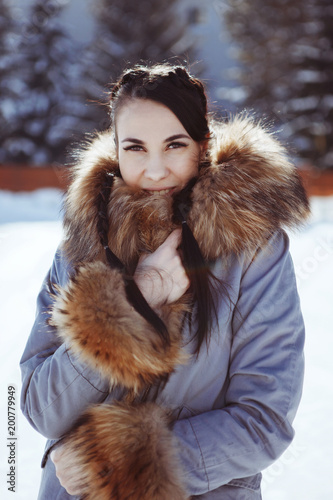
[144,156,168,181]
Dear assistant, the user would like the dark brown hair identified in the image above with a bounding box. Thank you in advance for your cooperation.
[109,63,210,142]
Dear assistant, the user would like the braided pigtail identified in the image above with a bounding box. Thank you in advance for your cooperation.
[172,179,217,353]
[173,66,208,117]
[96,171,124,270]
[97,171,170,345]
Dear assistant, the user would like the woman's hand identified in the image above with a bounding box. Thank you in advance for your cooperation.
[50,446,83,496]
[134,229,190,309]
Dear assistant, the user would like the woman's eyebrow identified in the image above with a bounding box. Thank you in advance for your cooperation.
[164,134,190,142]
[121,134,190,144]
[121,138,144,144]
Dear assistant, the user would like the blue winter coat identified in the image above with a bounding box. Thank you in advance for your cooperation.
[20,116,308,499]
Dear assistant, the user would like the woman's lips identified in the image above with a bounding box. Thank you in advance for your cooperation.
[145,188,175,196]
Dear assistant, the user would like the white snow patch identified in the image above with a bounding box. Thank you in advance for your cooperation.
[0,188,63,223]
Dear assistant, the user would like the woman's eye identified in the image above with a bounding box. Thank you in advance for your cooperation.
[168,142,187,149]
[123,145,144,152]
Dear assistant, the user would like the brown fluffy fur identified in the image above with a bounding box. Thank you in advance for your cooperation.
[59,402,188,500]
[51,261,189,393]
[49,114,310,499]
[190,115,310,259]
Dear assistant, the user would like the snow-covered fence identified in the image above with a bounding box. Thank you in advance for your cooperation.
[0,165,69,192]
[1,164,333,196]
[299,167,333,197]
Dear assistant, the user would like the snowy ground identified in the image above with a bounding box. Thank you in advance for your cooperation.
[0,188,332,500]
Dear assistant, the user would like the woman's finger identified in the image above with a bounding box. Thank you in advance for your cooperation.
[50,447,83,495]
[159,228,182,250]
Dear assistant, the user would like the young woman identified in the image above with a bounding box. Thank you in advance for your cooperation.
[20,63,310,500]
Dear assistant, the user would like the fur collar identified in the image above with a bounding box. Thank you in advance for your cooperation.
[63,114,310,266]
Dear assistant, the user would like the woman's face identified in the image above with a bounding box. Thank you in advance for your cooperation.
[115,99,204,195]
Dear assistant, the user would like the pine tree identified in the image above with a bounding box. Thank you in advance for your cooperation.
[81,0,199,131]
[223,0,333,169]
[5,0,89,165]
[0,0,22,162]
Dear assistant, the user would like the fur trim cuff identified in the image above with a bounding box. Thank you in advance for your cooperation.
[50,261,188,393]
[59,402,189,500]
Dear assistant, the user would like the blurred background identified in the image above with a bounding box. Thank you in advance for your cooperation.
[0,1,333,499]
[0,0,333,174]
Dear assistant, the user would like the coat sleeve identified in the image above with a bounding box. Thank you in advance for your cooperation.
[172,231,305,495]
[20,247,112,440]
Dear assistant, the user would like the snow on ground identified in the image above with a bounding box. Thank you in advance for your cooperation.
[0,188,332,499]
